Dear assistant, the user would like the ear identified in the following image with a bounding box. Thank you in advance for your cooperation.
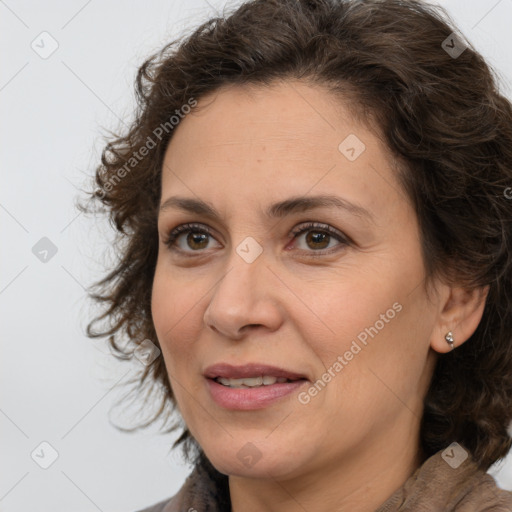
[430,284,489,353]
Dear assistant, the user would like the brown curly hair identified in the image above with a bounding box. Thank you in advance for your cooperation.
[80,0,512,471]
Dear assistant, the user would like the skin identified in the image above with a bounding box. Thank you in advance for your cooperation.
[151,80,488,512]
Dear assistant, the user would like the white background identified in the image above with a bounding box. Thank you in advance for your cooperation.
[2,1,512,511]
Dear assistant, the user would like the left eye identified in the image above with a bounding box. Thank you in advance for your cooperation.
[163,222,348,255]
[289,222,348,253]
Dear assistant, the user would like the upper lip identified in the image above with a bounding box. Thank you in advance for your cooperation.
[204,363,309,381]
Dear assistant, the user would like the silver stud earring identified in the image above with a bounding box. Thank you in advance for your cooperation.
[445,331,455,350]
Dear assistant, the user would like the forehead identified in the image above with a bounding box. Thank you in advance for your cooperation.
[166,81,371,154]
[160,81,405,222]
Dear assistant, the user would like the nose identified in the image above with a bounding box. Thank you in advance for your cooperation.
[203,248,284,340]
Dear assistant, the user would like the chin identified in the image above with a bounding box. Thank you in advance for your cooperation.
[202,438,307,480]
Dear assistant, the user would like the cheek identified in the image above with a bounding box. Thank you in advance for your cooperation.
[151,266,208,416]
[151,264,202,364]
[298,260,429,394]
[296,271,393,356]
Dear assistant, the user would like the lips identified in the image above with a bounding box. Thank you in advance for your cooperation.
[204,363,309,410]
[203,362,309,381]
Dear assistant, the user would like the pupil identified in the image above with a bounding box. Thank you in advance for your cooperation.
[306,231,329,249]
[188,232,208,249]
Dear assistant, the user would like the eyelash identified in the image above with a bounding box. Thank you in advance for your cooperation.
[162,221,350,258]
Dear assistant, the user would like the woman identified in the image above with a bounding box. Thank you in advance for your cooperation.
[83,0,512,510]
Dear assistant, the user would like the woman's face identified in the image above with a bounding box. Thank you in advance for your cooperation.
[152,81,441,480]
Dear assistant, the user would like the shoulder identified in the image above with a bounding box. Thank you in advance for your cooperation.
[462,471,512,511]
[378,446,512,511]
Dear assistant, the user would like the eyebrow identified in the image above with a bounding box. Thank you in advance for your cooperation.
[159,194,375,223]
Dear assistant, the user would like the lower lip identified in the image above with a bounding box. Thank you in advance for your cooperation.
[206,378,307,410]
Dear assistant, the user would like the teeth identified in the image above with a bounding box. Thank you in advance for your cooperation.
[217,376,292,388]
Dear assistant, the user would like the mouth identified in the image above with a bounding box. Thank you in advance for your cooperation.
[203,362,309,383]
[203,362,309,409]
[212,375,305,389]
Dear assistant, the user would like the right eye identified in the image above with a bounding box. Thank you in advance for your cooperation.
[163,223,221,253]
